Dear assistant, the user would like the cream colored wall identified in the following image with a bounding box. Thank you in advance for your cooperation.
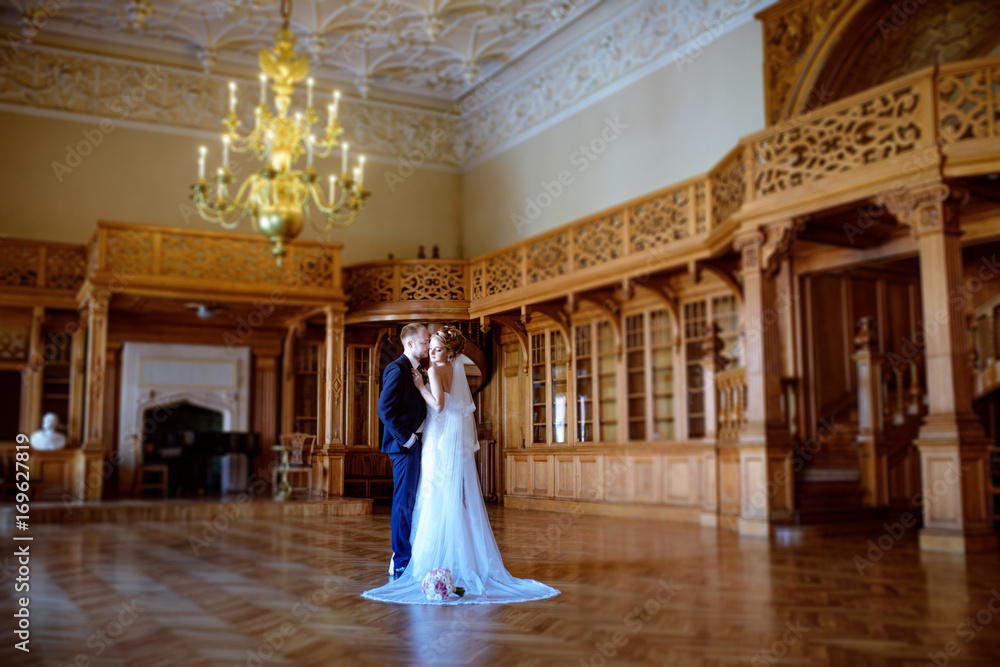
[460,20,766,258]
[0,112,461,265]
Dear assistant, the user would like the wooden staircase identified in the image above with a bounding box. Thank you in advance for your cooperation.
[793,417,888,524]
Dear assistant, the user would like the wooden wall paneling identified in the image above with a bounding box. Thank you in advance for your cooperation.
[530,454,551,497]
[886,279,913,358]
[840,275,855,402]
[719,446,741,517]
[790,268,808,440]
[510,455,530,495]
[700,449,718,516]
[632,455,659,503]
[809,274,850,424]
[605,452,629,501]
[579,454,603,500]
[663,455,691,504]
[253,355,279,475]
[555,454,575,499]
[802,275,817,436]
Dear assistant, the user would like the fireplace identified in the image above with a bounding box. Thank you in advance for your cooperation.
[119,342,250,494]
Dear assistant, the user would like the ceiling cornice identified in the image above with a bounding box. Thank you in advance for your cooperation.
[1,0,776,171]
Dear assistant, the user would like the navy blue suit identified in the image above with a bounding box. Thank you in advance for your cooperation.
[377,354,427,572]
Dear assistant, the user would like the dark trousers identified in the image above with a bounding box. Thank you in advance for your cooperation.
[389,441,421,572]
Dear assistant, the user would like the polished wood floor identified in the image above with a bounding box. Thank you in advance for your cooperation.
[3,506,1000,666]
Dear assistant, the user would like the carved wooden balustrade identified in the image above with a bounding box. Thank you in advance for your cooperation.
[973,292,1000,399]
[0,237,88,308]
[344,259,470,323]
[86,221,343,304]
[467,56,1000,318]
[716,367,747,445]
[469,159,742,316]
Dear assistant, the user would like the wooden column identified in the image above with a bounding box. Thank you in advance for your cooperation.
[852,316,886,507]
[699,323,731,444]
[280,326,297,436]
[733,222,798,535]
[22,306,44,433]
[82,293,110,452]
[68,317,86,446]
[253,355,279,477]
[316,306,345,497]
[699,323,729,523]
[879,182,996,553]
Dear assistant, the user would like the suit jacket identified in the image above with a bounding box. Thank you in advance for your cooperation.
[378,354,428,454]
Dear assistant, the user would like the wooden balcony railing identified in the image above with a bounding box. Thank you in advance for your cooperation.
[716,367,747,445]
[87,221,343,301]
[343,259,470,323]
[0,238,87,294]
[465,56,1000,317]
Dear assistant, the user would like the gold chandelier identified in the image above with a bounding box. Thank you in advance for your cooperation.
[191,0,369,267]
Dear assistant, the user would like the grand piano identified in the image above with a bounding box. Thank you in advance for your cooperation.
[151,431,260,496]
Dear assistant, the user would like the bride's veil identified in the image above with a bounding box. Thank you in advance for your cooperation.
[452,354,479,452]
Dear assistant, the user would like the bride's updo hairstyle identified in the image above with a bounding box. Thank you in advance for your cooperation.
[432,325,465,361]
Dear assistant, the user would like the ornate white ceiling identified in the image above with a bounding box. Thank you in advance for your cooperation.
[0,0,774,169]
[4,0,605,101]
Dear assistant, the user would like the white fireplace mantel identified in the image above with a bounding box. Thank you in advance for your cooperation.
[118,342,251,494]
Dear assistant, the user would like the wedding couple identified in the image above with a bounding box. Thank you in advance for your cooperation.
[362,323,559,605]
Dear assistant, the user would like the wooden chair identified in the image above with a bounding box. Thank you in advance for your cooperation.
[131,433,168,498]
[274,433,316,499]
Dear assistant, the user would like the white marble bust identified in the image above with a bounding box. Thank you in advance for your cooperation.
[30,413,67,451]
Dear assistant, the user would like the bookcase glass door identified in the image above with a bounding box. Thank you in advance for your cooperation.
[294,342,321,437]
[650,309,674,441]
[530,333,546,444]
[625,314,646,441]
[574,324,594,443]
[550,331,568,444]
[597,322,618,443]
[684,301,707,439]
[349,346,371,446]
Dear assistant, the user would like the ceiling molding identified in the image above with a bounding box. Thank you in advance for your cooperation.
[458,0,776,170]
[1,0,776,171]
[0,42,462,170]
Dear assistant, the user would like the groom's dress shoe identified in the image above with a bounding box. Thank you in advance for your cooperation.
[393,568,406,580]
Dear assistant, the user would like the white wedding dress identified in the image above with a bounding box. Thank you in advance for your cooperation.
[362,356,560,605]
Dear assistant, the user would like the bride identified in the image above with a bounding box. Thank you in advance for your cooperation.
[362,325,559,605]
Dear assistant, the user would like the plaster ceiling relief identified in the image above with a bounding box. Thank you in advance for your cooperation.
[3,0,603,101]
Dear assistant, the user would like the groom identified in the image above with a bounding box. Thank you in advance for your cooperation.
[377,323,430,578]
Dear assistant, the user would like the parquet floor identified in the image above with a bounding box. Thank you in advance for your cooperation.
[3,506,1000,666]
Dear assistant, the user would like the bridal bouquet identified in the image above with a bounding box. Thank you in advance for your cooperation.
[421,568,465,601]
